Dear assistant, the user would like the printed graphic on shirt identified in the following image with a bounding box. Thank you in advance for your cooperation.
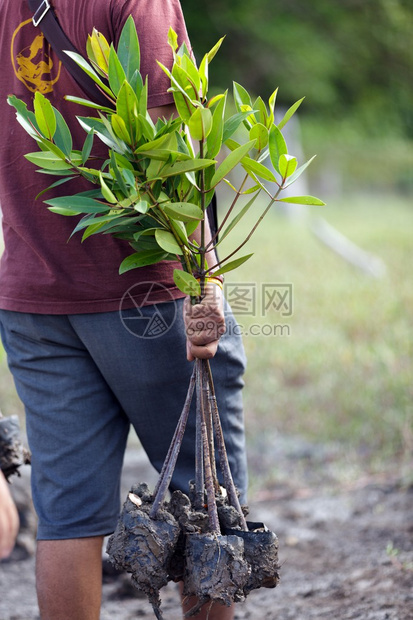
[11,19,61,94]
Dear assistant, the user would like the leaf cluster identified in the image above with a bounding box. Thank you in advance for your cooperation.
[8,16,324,296]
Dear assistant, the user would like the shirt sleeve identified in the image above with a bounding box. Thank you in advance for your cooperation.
[111,0,192,108]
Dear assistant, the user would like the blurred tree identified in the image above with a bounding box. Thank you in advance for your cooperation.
[180,0,413,139]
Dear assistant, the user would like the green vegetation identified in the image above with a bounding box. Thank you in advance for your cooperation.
[8,19,322,294]
[2,194,411,479]
[218,193,412,475]
[181,0,413,192]
[181,0,413,137]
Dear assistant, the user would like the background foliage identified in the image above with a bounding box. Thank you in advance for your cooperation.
[181,0,413,193]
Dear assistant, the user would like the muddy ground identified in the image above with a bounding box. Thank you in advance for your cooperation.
[0,436,412,620]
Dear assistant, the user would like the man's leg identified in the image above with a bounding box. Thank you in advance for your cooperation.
[180,584,235,620]
[36,537,104,620]
[0,311,130,620]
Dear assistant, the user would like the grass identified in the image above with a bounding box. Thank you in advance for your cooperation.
[1,192,412,483]
[217,191,413,479]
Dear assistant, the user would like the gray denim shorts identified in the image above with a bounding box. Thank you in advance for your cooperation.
[0,300,247,540]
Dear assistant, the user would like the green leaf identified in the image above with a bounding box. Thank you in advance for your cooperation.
[64,95,114,114]
[130,68,144,100]
[162,202,203,221]
[207,93,225,109]
[242,157,278,183]
[222,110,257,143]
[279,154,297,179]
[168,27,179,52]
[253,96,268,126]
[134,133,171,153]
[180,54,201,97]
[157,61,196,122]
[8,95,42,140]
[99,171,117,204]
[109,150,128,194]
[172,62,198,101]
[116,81,139,143]
[249,123,268,151]
[173,270,201,296]
[233,82,252,112]
[107,45,126,96]
[187,107,212,141]
[158,158,215,179]
[199,54,208,97]
[53,108,72,156]
[133,200,149,214]
[81,131,94,164]
[81,221,108,241]
[38,137,68,161]
[284,155,317,188]
[137,112,154,140]
[111,113,131,143]
[268,88,278,114]
[117,15,140,80]
[267,87,278,126]
[34,92,56,140]
[207,36,225,63]
[47,207,81,216]
[207,93,226,159]
[186,220,199,236]
[135,149,190,162]
[211,140,256,187]
[278,195,326,206]
[64,50,113,97]
[119,249,168,274]
[239,104,256,127]
[77,117,124,153]
[213,253,254,276]
[35,176,76,200]
[169,219,190,246]
[25,151,72,170]
[268,125,287,174]
[88,28,110,75]
[71,212,125,235]
[278,97,305,130]
[45,195,112,213]
[155,229,183,255]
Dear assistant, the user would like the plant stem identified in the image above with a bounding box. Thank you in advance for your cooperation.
[201,362,220,495]
[150,366,196,518]
[205,172,250,250]
[208,187,283,273]
[204,360,248,531]
[199,140,206,296]
[197,360,220,534]
[194,361,205,510]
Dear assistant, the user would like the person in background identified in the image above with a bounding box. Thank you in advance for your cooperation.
[0,469,19,559]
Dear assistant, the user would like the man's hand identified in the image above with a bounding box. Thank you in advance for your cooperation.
[183,283,226,360]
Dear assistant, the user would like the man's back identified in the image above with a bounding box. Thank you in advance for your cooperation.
[0,0,189,314]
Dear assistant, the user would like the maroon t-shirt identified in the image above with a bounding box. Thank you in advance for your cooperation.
[0,0,190,313]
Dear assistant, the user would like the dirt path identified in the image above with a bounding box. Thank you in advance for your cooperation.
[1,442,412,620]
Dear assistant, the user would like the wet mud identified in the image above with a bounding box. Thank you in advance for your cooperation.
[106,483,279,618]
